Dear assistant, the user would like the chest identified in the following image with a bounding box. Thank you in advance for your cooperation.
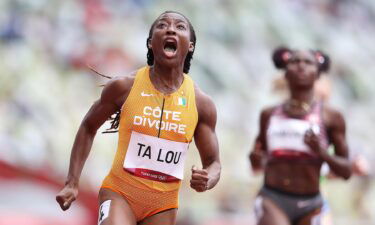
[266,115,322,154]
[122,89,197,142]
[268,116,314,139]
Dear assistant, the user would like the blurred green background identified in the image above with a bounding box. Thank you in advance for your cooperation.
[0,0,374,224]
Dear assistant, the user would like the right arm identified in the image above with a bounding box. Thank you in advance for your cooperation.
[305,108,352,179]
[249,107,273,173]
[56,76,134,210]
[190,89,221,192]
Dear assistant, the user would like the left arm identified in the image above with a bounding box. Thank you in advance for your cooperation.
[305,109,352,179]
[190,88,221,192]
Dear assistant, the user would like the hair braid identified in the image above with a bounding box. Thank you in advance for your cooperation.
[89,66,121,133]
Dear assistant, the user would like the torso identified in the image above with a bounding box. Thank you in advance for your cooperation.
[104,66,198,191]
[264,102,329,194]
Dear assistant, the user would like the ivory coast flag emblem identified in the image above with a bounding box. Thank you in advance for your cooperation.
[177,97,187,107]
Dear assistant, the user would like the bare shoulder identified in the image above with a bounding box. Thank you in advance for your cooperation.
[194,84,217,123]
[101,71,137,107]
[322,105,345,129]
[261,106,277,118]
[262,106,277,114]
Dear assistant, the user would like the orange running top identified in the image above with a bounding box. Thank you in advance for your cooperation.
[102,66,198,192]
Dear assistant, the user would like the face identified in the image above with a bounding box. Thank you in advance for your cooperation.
[285,50,319,89]
[148,12,194,68]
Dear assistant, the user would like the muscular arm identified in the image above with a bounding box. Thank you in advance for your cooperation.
[249,107,273,173]
[65,82,122,186]
[190,88,221,192]
[56,76,134,210]
[305,108,352,179]
[323,109,352,179]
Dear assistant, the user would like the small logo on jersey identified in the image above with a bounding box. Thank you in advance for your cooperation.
[177,97,187,107]
[307,114,319,123]
[141,91,153,97]
[297,199,314,208]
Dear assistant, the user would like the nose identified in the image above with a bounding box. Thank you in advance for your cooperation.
[166,25,176,35]
[298,61,306,70]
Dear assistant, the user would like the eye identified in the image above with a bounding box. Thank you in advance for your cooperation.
[156,22,167,29]
[289,58,298,64]
[177,24,186,30]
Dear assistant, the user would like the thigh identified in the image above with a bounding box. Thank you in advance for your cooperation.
[297,207,332,225]
[138,208,178,225]
[98,188,137,225]
[255,196,291,225]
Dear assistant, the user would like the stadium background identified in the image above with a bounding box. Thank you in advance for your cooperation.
[0,0,374,224]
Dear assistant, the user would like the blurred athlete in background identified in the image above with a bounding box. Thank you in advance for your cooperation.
[249,47,351,225]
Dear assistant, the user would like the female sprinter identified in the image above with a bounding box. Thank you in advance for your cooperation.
[249,47,351,225]
[56,11,221,225]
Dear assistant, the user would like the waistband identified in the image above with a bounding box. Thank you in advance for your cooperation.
[263,184,320,198]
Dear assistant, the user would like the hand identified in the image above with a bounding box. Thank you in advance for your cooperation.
[304,128,323,156]
[190,166,210,192]
[250,141,264,165]
[56,185,78,211]
[249,142,262,160]
[352,155,370,176]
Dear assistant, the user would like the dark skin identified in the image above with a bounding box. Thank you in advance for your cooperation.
[56,12,221,225]
[249,51,351,225]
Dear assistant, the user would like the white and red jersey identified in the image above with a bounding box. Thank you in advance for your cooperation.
[266,102,329,161]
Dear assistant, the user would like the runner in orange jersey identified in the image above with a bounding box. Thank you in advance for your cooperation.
[56,11,221,225]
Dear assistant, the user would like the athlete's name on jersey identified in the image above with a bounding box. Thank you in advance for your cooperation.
[133,106,187,134]
[270,130,304,137]
[137,143,182,164]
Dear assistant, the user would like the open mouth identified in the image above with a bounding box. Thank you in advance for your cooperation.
[163,40,177,57]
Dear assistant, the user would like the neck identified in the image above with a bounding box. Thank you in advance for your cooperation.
[150,64,184,94]
[289,87,314,104]
[285,87,315,117]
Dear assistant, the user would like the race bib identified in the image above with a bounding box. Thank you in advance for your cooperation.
[267,117,312,154]
[124,131,189,182]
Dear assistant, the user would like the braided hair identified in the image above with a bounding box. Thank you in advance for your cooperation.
[88,67,120,133]
[272,46,330,73]
[146,11,197,74]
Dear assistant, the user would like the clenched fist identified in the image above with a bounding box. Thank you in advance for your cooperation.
[190,166,210,192]
[56,185,78,211]
[304,127,323,156]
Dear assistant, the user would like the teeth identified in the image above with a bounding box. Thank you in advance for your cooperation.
[164,46,176,52]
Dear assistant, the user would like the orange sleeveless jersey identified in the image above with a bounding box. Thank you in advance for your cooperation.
[102,66,198,192]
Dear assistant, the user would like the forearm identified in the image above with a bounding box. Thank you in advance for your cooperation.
[250,151,265,172]
[203,160,221,189]
[321,151,352,179]
[66,125,97,187]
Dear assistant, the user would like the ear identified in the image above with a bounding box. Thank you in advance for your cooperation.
[284,70,291,81]
[147,38,152,49]
[188,42,195,52]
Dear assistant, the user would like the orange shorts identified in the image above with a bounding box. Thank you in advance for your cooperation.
[101,173,179,222]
